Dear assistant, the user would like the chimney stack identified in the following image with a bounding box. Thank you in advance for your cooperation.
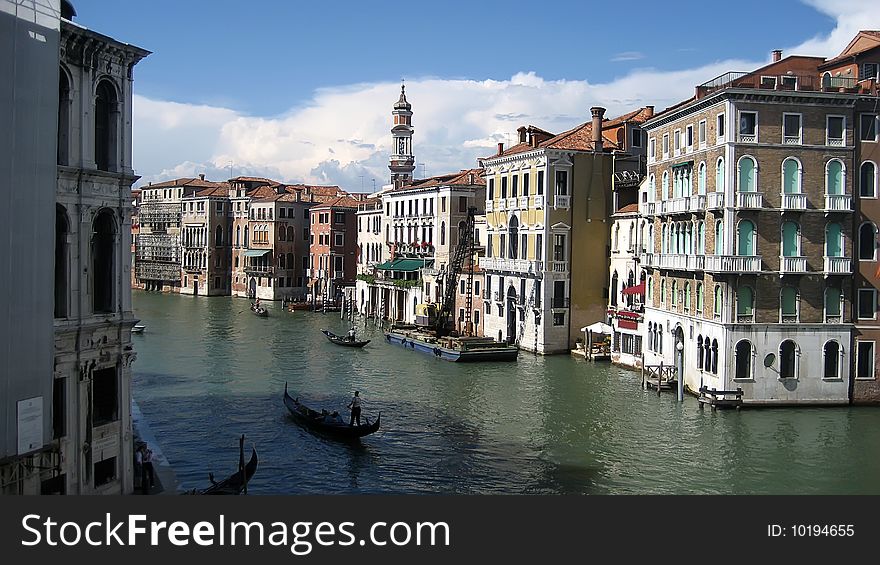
[645,105,654,118]
[199,173,205,181]
[497,142,504,156]
[772,49,782,63]
[590,107,606,151]
[517,126,527,143]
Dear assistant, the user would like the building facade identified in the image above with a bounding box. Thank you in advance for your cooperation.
[309,198,360,305]
[641,51,857,404]
[180,185,233,296]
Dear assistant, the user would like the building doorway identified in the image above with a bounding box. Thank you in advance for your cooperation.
[506,286,517,344]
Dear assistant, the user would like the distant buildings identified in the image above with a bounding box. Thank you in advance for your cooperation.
[308,197,361,305]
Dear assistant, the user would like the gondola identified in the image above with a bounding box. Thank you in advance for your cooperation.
[191,436,258,495]
[283,383,380,439]
[321,329,370,348]
[131,323,146,333]
[251,304,269,317]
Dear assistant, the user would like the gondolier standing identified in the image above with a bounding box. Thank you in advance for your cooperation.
[347,391,362,426]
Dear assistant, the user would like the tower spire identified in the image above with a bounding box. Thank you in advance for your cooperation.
[389,81,415,189]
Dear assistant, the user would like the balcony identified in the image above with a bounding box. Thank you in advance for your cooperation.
[824,194,851,212]
[518,196,529,209]
[783,135,801,145]
[662,197,690,215]
[739,133,757,143]
[736,313,755,323]
[333,270,344,279]
[688,255,706,271]
[707,192,725,209]
[485,201,494,212]
[245,265,275,275]
[705,255,762,273]
[497,199,506,211]
[827,137,845,147]
[641,252,658,267]
[480,257,543,274]
[825,314,842,324]
[551,297,570,308]
[639,201,657,216]
[781,314,799,323]
[689,194,706,212]
[736,191,763,209]
[780,256,808,273]
[658,253,688,270]
[548,260,569,273]
[534,195,544,208]
[823,256,851,274]
[781,193,807,211]
[507,197,518,210]
[554,194,570,209]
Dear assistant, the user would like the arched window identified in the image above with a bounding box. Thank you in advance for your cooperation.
[287,252,294,270]
[287,226,295,241]
[279,228,286,241]
[236,226,241,246]
[824,340,840,379]
[704,337,712,372]
[826,222,843,258]
[735,340,752,380]
[782,158,801,194]
[716,157,725,192]
[684,282,691,310]
[781,286,799,322]
[279,253,286,269]
[737,286,754,321]
[738,156,757,192]
[58,69,70,165]
[780,340,798,378]
[216,225,223,246]
[660,279,666,305]
[822,72,832,88]
[697,221,705,254]
[508,216,519,257]
[696,282,704,314]
[825,286,842,321]
[714,285,723,318]
[671,280,678,306]
[244,226,249,247]
[92,209,116,313]
[711,339,719,374]
[441,222,446,246]
[861,161,877,198]
[647,276,653,304]
[55,205,69,318]
[715,219,724,255]
[781,221,800,257]
[859,222,876,260]
[649,174,656,201]
[698,162,706,195]
[737,220,755,256]
[662,171,669,199]
[697,336,704,370]
[661,224,668,253]
[826,160,844,195]
[94,80,118,171]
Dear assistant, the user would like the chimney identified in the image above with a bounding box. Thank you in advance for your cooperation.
[772,49,782,63]
[517,126,527,143]
[468,172,475,185]
[591,107,606,151]
[199,173,205,181]
[645,105,654,118]
[497,142,504,156]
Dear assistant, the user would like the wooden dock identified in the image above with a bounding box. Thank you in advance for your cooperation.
[698,386,744,409]
[641,363,677,395]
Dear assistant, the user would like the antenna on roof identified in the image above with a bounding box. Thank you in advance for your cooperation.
[420,163,427,178]
[359,174,365,192]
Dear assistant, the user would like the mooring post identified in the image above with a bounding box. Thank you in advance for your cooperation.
[658,362,663,396]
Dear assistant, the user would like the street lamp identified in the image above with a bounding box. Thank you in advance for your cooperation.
[676,340,684,402]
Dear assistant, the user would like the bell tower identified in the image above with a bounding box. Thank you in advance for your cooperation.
[389,83,415,188]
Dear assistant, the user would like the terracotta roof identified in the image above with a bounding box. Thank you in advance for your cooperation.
[821,30,880,68]
[616,203,639,214]
[145,177,222,189]
[228,176,283,186]
[310,196,361,210]
[399,168,485,191]
[193,183,230,198]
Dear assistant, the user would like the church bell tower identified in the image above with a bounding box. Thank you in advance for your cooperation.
[389,83,415,188]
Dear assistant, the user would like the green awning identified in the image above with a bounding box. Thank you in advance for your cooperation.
[243,249,272,257]
[375,258,429,272]
[671,161,694,169]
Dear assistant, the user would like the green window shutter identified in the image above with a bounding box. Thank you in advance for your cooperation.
[738,220,755,256]
[782,221,799,257]
[827,161,843,195]
[781,287,798,315]
[783,159,799,194]
[826,287,841,316]
[737,286,753,315]
[739,158,756,192]
[826,223,842,257]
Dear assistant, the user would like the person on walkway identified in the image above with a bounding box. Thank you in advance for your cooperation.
[347,391,362,426]
[134,443,143,490]
[141,444,155,494]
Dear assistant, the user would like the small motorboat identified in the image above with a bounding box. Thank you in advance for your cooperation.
[251,304,269,317]
[132,324,146,333]
[190,435,258,495]
[283,383,380,440]
[321,329,370,348]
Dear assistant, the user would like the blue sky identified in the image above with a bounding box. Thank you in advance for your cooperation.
[69,0,879,189]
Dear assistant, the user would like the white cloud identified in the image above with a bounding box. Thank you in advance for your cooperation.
[132,0,880,190]
[610,51,645,62]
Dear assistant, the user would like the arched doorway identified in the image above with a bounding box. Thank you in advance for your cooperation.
[506,286,518,344]
[248,277,256,298]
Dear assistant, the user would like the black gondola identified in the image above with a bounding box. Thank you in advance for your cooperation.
[283,383,380,439]
[321,329,371,348]
[251,304,269,317]
[192,435,258,495]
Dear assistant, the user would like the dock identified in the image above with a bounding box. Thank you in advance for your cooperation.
[641,363,678,394]
[698,386,744,409]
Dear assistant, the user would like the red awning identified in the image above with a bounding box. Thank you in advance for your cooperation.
[622,282,646,296]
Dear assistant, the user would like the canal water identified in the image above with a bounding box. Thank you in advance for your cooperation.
[132,291,880,494]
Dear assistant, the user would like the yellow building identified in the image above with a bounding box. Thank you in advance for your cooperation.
[479,106,653,353]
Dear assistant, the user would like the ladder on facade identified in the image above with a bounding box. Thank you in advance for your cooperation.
[436,207,476,336]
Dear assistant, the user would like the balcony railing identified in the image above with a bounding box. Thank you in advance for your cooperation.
[663,197,690,215]
[518,196,529,209]
[497,199,506,211]
[707,192,725,209]
[245,265,274,275]
[534,195,544,208]
[689,255,706,271]
[705,255,762,273]
[825,314,842,324]
[641,252,658,267]
[507,197,518,210]
[736,191,763,209]
[485,201,494,212]
[781,314,799,323]
[640,201,657,216]
[690,194,706,212]
[480,257,543,274]
[827,137,845,147]
[780,256,808,273]
[658,253,688,270]
[551,297,570,308]
[824,194,851,212]
[781,193,807,211]
[824,256,851,274]
[739,133,757,143]
[554,194,570,209]
[783,135,801,145]
[548,260,569,273]
[736,313,755,323]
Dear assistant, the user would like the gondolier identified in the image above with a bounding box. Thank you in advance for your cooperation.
[347,391,362,426]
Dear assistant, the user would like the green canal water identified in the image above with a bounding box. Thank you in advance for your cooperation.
[132,290,880,494]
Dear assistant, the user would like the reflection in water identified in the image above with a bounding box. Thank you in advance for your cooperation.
[132,291,880,494]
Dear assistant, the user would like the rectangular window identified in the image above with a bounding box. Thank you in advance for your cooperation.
[334,233,343,246]
[92,367,118,426]
[334,255,343,271]
[553,234,565,261]
[649,138,656,159]
[94,457,116,488]
[686,125,693,148]
[827,115,845,146]
[537,171,544,195]
[783,113,802,144]
[474,280,480,296]
[53,378,66,439]
[459,196,467,212]
[511,175,518,197]
[698,121,706,146]
[553,312,565,326]
[523,173,530,196]
[739,111,757,141]
[534,280,541,308]
[280,208,286,219]
[662,133,669,156]
[499,234,506,259]
[474,310,480,326]
[780,75,797,89]
[673,129,681,152]
[862,62,879,81]
[520,279,526,304]
[521,233,528,260]
[859,289,877,319]
[488,178,495,200]
[536,234,543,261]
[555,170,568,195]
[861,114,878,142]
[717,113,725,142]
[501,177,508,198]
[760,76,777,88]
[442,197,447,212]
[631,128,642,147]
[857,341,875,379]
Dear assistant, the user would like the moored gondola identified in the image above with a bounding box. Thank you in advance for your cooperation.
[191,435,258,495]
[321,329,370,348]
[283,383,380,439]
